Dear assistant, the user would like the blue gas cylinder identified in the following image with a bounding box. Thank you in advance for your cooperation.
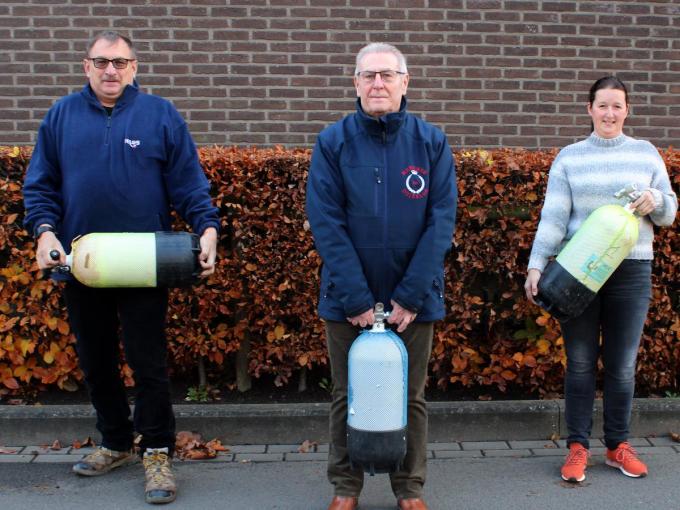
[347,303,408,475]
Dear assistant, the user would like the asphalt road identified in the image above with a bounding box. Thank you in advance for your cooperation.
[1,453,679,509]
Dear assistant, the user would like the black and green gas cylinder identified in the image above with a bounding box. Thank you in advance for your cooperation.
[535,184,641,321]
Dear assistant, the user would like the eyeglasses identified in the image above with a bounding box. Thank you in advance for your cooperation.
[88,57,136,69]
[355,70,406,84]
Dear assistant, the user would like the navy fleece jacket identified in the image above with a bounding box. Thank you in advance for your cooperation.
[24,82,219,249]
[306,98,457,322]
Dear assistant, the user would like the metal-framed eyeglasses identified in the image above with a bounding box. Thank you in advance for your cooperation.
[87,57,137,70]
[355,70,406,84]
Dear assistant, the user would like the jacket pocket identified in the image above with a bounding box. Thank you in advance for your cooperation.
[342,165,382,217]
[323,281,335,299]
[433,277,444,301]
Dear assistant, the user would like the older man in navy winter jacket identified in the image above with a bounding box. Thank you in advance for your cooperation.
[306,43,457,510]
[23,31,219,505]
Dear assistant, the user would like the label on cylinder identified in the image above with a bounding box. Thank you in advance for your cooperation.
[579,255,613,285]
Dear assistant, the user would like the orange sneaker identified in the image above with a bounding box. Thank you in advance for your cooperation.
[606,441,648,478]
[561,443,589,482]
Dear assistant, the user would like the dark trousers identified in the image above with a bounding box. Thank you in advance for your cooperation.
[325,320,433,500]
[64,281,176,454]
[560,259,652,450]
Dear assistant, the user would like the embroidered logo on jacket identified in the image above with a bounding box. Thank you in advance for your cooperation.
[401,166,428,199]
[124,138,141,148]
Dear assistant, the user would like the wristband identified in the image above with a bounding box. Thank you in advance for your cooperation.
[34,224,56,240]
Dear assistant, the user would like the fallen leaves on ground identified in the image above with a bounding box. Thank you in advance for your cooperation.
[175,431,229,460]
[71,437,96,449]
[0,447,18,454]
[49,439,61,450]
[670,431,680,443]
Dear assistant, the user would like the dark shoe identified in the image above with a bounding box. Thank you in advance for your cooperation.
[72,446,136,476]
[327,495,358,510]
[397,498,429,510]
[143,447,177,504]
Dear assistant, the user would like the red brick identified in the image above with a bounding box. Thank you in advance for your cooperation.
[33,17,70,27]
[483,11,520,22]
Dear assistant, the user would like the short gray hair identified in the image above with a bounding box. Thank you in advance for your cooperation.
[86,31,136,58]
[354,43,408,75]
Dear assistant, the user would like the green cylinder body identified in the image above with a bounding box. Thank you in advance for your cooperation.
[536,204,639,322]
[556,204,639,293]
[66,232,199,288]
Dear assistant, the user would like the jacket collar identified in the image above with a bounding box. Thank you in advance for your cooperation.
[82,80,140,111]
[355,96,408,139]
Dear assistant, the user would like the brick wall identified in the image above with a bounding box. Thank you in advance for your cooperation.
[1,0,679,148]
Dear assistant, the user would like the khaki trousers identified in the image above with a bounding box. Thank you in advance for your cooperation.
[325,320,433,500]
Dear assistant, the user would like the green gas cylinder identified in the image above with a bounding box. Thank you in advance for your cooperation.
[55,232,200,288]
[535,185,640,321]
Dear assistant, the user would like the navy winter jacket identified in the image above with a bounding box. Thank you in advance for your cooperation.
[23,82,219,250]
[306,98,457,322]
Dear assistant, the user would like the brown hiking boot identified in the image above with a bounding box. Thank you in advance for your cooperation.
[72,446,136,476]
[143,447,177,504]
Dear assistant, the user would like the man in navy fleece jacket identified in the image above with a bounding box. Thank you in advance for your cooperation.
[23,31,219,505]
[306,43,457,510]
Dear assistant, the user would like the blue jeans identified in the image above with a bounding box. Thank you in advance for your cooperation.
[560,259,652,450]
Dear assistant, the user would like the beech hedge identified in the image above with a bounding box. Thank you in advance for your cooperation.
[1,145,678,398]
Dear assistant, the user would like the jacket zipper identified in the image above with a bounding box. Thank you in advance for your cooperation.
[381,123,388,305]
[104,111,111,146]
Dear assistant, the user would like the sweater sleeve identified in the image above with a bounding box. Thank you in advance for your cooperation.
[527,156,572,272]
[390,133,457,312]
[645,148,677,227]
[161,109,220,235]
[23,112,63,235]
[305,135,375,318]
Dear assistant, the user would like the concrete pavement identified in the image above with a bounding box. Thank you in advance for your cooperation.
[1,399,680,509]
[0,439,679,509]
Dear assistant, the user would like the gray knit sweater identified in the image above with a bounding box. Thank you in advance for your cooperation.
[528,133,678,272]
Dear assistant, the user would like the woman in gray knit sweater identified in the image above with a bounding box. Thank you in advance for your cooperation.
[524,76,677,484]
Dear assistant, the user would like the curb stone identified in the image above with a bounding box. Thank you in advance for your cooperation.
[1,398,679,445]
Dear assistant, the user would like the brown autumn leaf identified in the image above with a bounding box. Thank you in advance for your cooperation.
[71,436,95,449]
[50,439,62,451]
[670,432,680,443]
[298,439,318,453]
[182,449,215,460]
[174,431,223,460]
[205,439,228,452]
[0,447,18,454]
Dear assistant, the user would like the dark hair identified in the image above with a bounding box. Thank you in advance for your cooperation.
[86,31,136,58]
[588,76,628,133]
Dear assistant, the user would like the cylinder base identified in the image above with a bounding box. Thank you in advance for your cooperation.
[536,261,597,322]
[347,425,407,475]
